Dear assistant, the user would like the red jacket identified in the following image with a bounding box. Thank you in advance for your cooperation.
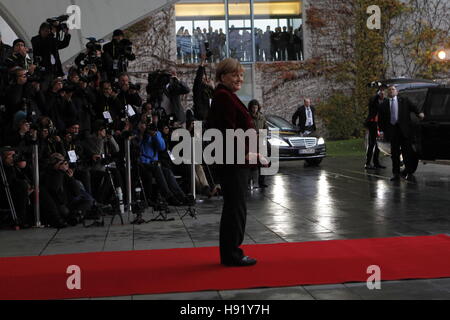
[207,84,256,166]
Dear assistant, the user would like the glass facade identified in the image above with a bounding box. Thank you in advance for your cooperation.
[175,0,303,64]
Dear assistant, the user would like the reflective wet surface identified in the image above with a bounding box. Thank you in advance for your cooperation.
[1,155,450,300]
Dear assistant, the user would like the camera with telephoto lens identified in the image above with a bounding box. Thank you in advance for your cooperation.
[46,14,70,33]
[117,39,133,57]
[13,153,27,164]
[129,83,141,91]
[33,56,46,73]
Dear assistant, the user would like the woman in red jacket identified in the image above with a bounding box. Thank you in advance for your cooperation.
[208,58,268,267]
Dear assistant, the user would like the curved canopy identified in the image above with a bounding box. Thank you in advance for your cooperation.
[0,0,178,63]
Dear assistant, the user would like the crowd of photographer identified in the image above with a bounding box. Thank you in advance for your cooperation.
[0,17,220,230]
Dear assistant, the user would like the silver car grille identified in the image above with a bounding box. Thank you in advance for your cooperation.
[289,137,317,148]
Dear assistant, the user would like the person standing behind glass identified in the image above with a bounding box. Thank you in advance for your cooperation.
[208,58,268,267]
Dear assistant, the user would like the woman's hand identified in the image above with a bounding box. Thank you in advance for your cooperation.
[246,153,270,167]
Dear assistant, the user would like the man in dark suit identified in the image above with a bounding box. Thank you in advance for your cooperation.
[378,85,424,181]
[31,22,71,80]
[292,98,316,134]
[365,86,387,170]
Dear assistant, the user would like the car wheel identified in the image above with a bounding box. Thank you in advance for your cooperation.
[305,158,323,167]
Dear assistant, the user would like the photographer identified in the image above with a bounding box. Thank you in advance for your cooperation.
[0,147,34,229]
[115,73,141,123]
[193,59,214,121]
[4,39,36,77]
[31,21,71,88]
[3,119,38,161]
[3,68,43,130]
[75,39,104,77]
[95,80,121,123]
[54,82,79,133]
[63,123,92,194]
[148,68,190,125]
[68,71,95,135]
[132,121,187,206]
[83,120,123,205]
[103,29,135,82]
[37,124,66,166]
[41,153,93,227]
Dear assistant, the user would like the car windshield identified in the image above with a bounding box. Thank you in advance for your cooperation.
[267,116,296,130]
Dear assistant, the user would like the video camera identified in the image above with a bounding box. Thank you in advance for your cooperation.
[78,38,104,70]
[117,39,134,58]
[46,14,70,33]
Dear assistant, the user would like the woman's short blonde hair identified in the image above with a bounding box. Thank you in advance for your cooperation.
[216,58,244,83]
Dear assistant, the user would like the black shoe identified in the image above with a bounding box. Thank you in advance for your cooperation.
[223,256,257,267]
[374,164,386,169]
[404,174,416,182]
[365,165,376,170]
[390,175,401,182]
[259,183,269,188]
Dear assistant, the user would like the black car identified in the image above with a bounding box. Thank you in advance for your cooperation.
[372,78,450,172]
[266,115,327,166]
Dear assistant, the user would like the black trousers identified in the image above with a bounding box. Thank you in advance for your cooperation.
[390,124,415,175]
[219,166,250,264]
[366,122,380,166]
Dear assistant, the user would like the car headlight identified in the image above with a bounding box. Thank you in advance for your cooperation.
[318,138,325,145]
[268,137,289,147]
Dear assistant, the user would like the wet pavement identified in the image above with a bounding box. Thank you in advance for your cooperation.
[1,154,450,300]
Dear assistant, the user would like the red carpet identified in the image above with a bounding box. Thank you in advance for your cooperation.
[1,235,450,300]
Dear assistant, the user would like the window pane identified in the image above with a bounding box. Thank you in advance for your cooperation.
[254,1,303,62]
[175,1,304,64]
[176,1,226,64]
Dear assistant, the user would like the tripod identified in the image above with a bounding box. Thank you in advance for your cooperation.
[179,195,197,220]
[104,163,125,226]
[150,192,174,222]
[0,155,19,229]
[130,166,151,225]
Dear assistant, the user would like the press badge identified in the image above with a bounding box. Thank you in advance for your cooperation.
[113,60,119,70]
[103,111,113,123]
[68,151,78,163]
[126,105,136,117]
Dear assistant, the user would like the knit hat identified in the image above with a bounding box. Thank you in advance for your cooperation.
[13,39,25,47]
[113,29,124,37]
